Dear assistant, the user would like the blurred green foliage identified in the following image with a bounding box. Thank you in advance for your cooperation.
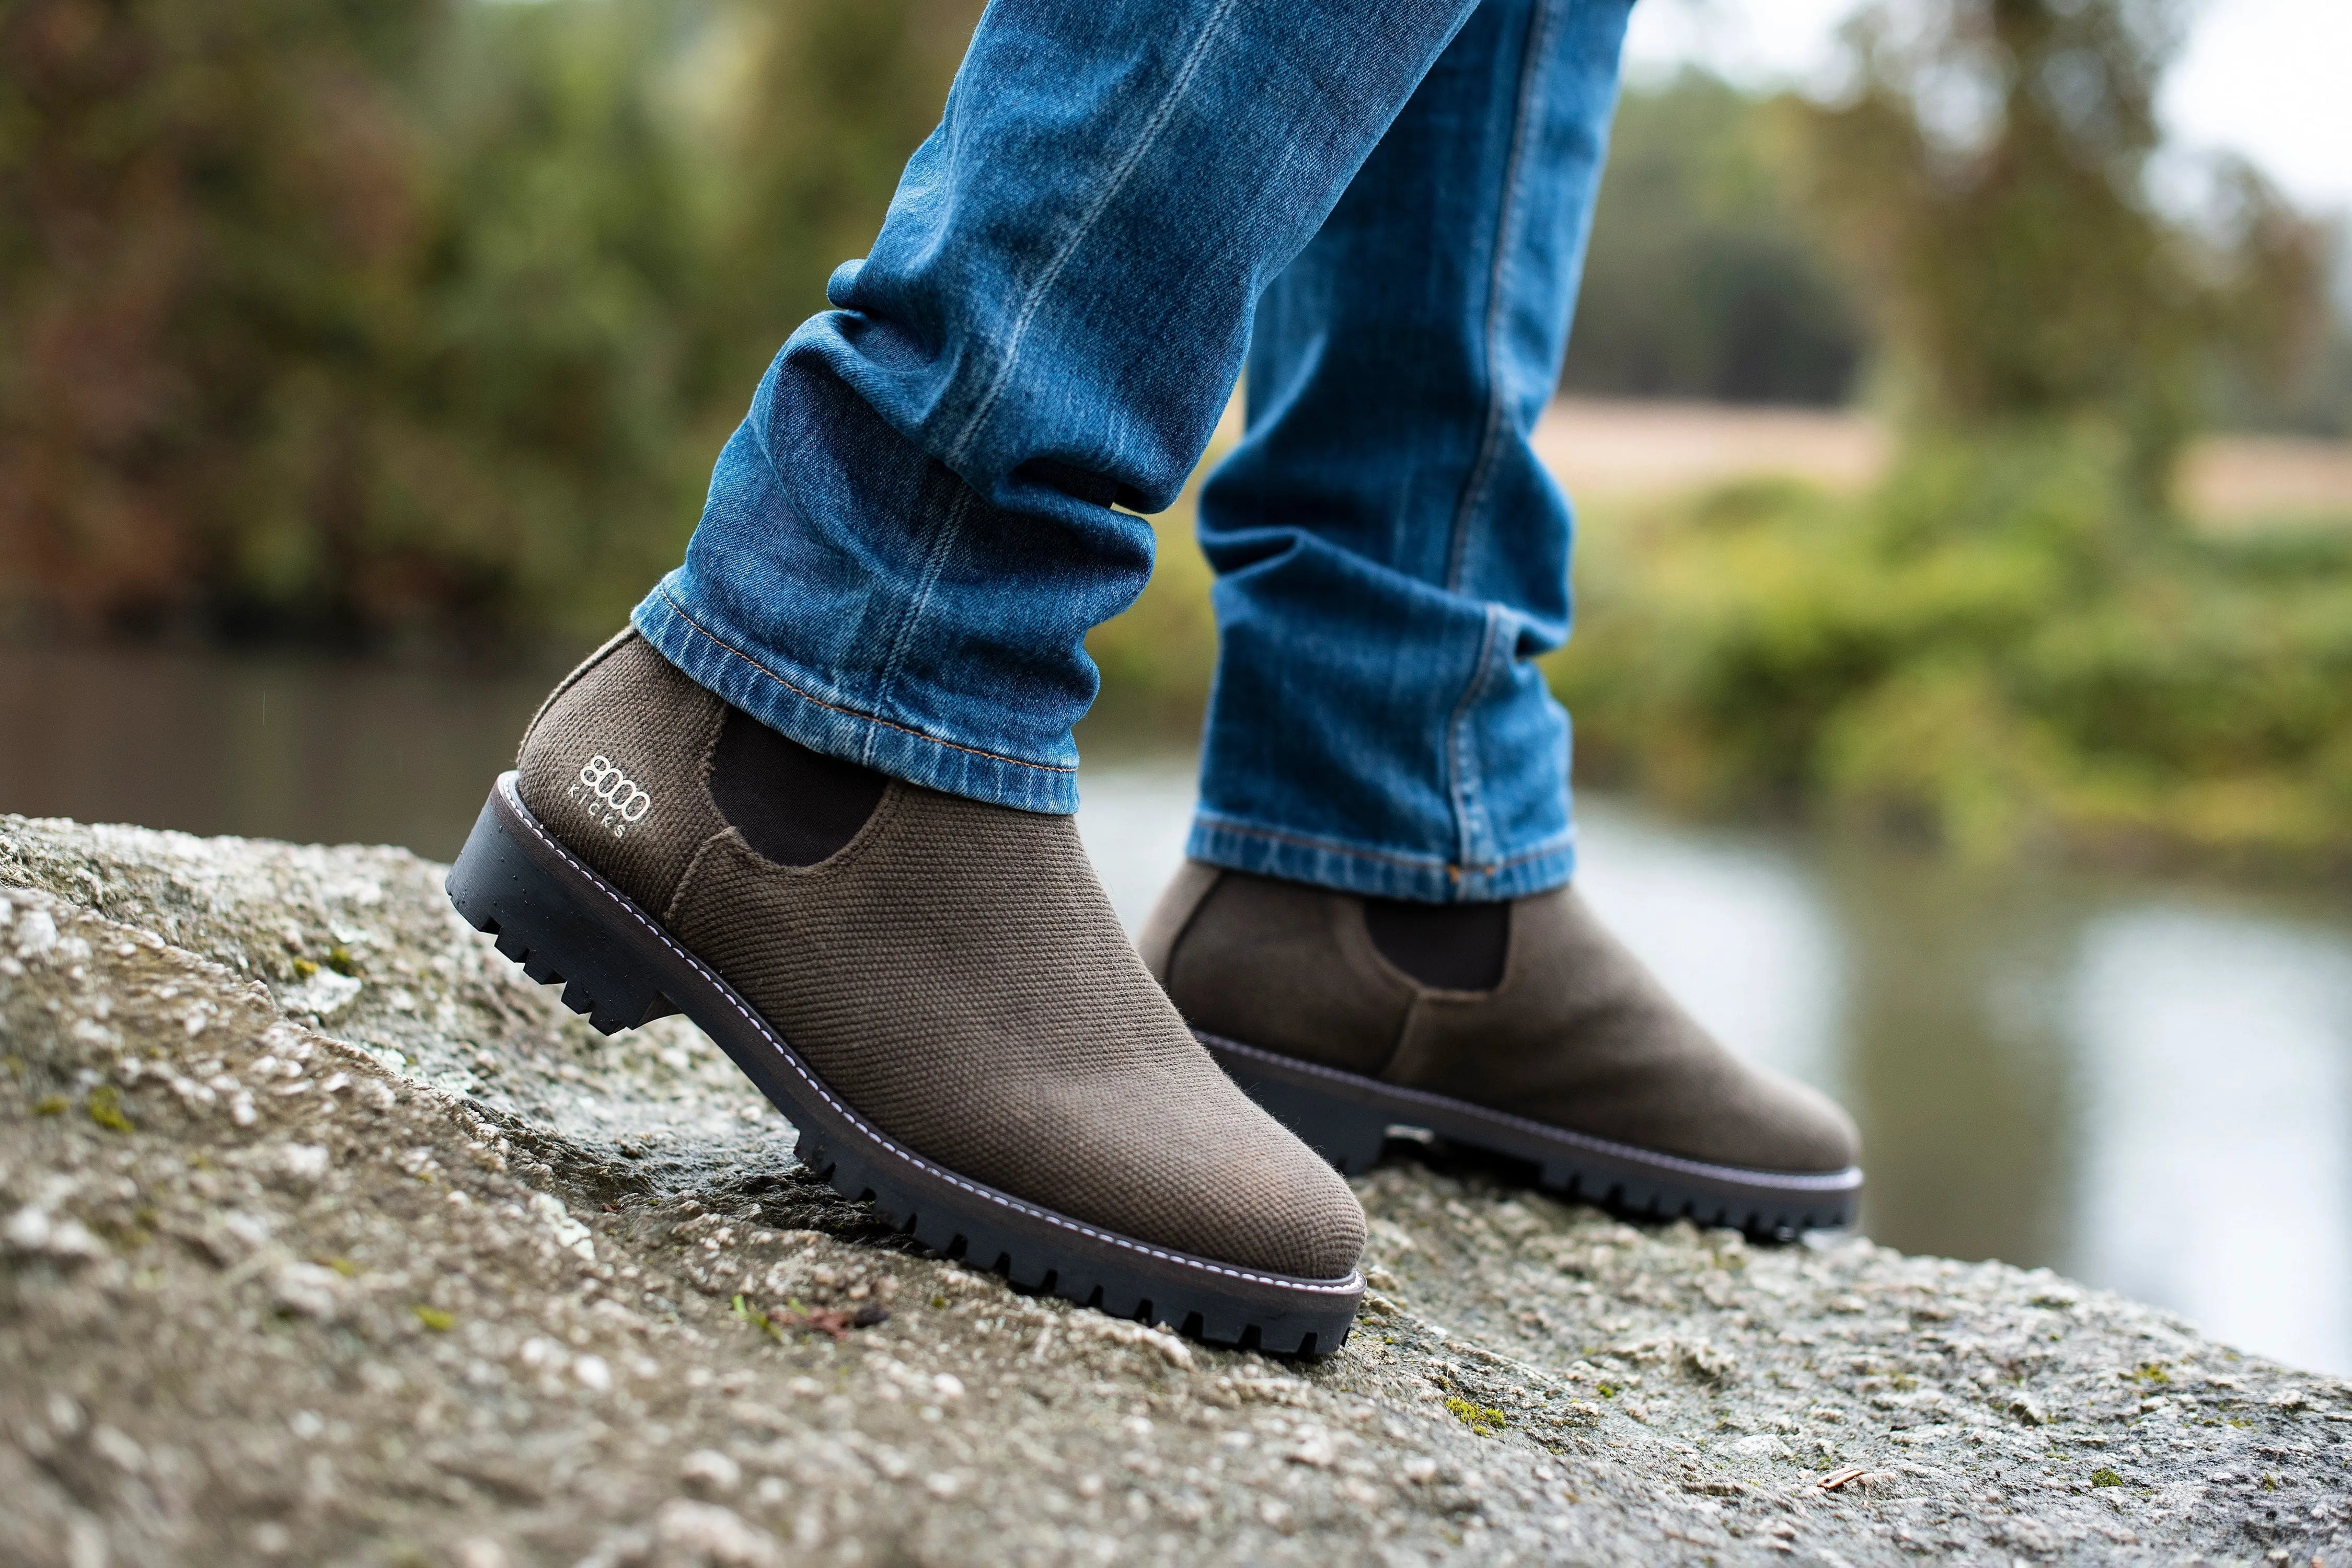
[2,0,449,634]
[1564,71,1865,406]
[1801,0,2330,504]
[1552,445,2352,869]
[0,0,982,643]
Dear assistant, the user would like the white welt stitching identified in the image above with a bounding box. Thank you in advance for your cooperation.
[494,777,1362,1298]
[1198,1032,1864,1195]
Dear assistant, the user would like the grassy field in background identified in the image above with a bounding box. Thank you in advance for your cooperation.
[1536,400,2352,528]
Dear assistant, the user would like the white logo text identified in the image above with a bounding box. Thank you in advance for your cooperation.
[572,754,653,838]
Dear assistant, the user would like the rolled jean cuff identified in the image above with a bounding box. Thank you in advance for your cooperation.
[632,580,1081,815]
[1185,810,1576,904]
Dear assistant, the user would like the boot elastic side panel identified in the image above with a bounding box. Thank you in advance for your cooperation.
[1160,871,1414,1079]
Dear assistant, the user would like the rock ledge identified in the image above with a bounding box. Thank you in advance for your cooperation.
[3,815,2348,1566]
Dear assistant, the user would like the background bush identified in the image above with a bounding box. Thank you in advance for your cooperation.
[0,0,985,643]
[1551,441,2352,868]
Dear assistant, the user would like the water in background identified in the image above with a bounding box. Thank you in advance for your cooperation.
[8,643,2352,1375]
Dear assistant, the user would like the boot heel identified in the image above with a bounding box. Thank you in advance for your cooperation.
[446,785,678,1035]
[1219,1067,1391,1176]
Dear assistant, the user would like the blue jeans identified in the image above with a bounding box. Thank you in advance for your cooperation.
[635,0,1632,902]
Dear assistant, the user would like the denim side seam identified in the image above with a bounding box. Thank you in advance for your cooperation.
[1436,0,1559,883]
[1188,809,1575,904]
[941,0,1247,474]
[867,481,977,727]
[633,582,1080,815]
[1440,0,1559,596]
[1445,605,1511,870]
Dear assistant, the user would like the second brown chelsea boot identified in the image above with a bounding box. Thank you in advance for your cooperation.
[1141,863,1861,1236]
[446,633,1365,1350]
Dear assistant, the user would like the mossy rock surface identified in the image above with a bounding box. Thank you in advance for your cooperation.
[3,814,2348,1565]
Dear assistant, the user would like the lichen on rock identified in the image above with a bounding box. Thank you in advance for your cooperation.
[3,814,2349,1565]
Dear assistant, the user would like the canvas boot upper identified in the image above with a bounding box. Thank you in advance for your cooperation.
[1143,863,1858,1178]
[514,633,1366,1281]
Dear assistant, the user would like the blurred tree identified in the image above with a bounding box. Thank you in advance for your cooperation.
[2205,216,2349,440]
[0,0,982,645]
[386,0,723,641]
[0,0,444,634]
[702,0,983,395]
[1802,0,2327,507]
[1564,71,1866,406]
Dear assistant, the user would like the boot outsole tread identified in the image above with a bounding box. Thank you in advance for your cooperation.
[446,774,1359,1354]
[1198,1032,1861,1240]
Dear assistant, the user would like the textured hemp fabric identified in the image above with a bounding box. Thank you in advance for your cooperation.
[517,637,1366,1281]
[1151,866,1859,1175]
[1152,867,1416,1081]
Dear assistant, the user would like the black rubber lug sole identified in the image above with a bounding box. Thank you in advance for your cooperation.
[1201,1032,1861,1240]
[446,775,1361,1353]
[450,810,681,1036]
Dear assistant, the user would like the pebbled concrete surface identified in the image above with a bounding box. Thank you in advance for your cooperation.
[3,813,2349,1567]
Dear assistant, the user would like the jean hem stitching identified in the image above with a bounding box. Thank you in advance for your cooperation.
[1191,812,1573,879]
[645,586,1077,776]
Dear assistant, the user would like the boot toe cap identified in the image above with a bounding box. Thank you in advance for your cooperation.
[1099,1086,1367,1280]
[1733,1067,1861,1174]
[1210,1137,1366,1281]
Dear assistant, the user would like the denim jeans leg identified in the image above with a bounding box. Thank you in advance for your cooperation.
[1189,0,1632,900]
[633,0,1486,815]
